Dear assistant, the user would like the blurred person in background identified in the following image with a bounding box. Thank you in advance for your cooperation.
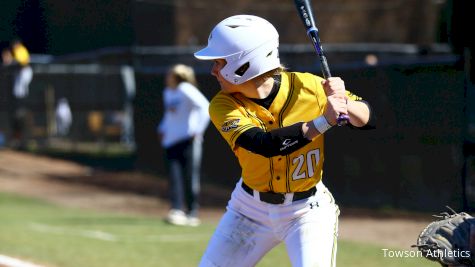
[55,98,72,137]
[2,47,13,66]
[157,64,210,226]
[10,39,33,99]
[2,40,33,148]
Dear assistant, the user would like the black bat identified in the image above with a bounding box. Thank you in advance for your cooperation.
[293,0,349,126]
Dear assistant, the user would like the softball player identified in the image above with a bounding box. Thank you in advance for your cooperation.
[195,15,374,267]
[158,64,210,226]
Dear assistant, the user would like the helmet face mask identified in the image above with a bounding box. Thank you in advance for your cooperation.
[195,15,280,85]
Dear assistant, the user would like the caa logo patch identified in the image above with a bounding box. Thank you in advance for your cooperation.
[221,119,240,132]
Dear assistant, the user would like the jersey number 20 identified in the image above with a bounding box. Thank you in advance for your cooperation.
[292,149,320,180]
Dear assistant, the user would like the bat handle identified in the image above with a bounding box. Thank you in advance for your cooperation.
[320,55,331,79]
[308,30,349,127]
[337,114,350,126]
[321,56,349,127]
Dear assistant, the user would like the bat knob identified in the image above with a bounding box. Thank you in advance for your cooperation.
[337,114,349,127]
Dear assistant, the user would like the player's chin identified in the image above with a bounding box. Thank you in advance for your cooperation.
[215,80,225,91]
[220,85,235,94]
[220,86,231,93]
[217,79,238,93]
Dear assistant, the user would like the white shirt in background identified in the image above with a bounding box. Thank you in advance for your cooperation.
[158,82,210,148]
[56,98,72,136]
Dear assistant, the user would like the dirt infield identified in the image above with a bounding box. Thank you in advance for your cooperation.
[0,149,432,249]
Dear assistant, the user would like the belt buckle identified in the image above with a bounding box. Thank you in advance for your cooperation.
[260,192,286,204]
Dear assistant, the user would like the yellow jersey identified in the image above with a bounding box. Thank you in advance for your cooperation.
[209,71,361,193]
[12,43,30,66]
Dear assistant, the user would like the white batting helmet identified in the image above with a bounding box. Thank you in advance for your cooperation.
[194,15,280,85]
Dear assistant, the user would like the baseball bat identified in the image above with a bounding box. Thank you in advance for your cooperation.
[293,0,349,126]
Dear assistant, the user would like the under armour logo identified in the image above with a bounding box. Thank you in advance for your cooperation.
[309,201,319,209]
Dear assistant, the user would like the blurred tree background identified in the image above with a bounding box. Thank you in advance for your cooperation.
[0,0,459,53]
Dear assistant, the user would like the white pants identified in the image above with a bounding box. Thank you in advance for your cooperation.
[199,180,339,267]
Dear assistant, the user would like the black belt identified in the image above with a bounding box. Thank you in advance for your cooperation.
[241,182,317,204]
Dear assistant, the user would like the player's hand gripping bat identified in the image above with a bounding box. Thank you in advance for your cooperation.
[293,0,349,126]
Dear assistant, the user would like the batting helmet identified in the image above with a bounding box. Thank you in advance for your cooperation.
[194,15,280,85]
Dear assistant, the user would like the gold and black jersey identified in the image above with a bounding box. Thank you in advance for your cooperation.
[209,71,361,193]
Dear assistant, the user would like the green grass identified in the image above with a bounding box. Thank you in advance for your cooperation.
[0,193,437,267]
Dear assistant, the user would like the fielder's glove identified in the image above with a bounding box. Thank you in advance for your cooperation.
[413,207,475,267]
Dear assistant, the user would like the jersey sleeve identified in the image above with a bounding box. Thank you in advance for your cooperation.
[345,88,375,129]
[209,94,256,150]
[179,83,210,135]
[346,90,363,101]
[313,75,327,112]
